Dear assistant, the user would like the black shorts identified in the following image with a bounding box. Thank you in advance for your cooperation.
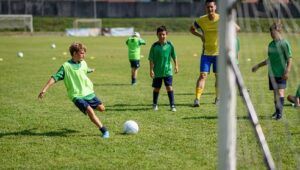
[74,96,102,114]
[269,76,286,90]
[130,60,140,69]
[152,76,173,88]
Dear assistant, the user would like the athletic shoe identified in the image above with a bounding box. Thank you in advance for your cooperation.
[153,104,158,111]
[275,114,282,120]
[102,131,110,139]
[171,105,176,112]
[271,112,277,119]
[214,97,219,105]
[193,99,200,107]
[131,82,137,86]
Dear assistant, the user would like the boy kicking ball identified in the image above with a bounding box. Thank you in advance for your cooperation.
[38,42,110,138]
[148,25,179,112]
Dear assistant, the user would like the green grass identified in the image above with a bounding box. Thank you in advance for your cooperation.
[0,33,299,169]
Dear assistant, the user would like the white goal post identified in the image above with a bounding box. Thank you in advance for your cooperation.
[0,15,33,32]
[73,18,102,29]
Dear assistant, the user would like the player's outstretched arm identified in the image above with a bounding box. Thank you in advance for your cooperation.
[38,77,56,99]
[252,60,267,72]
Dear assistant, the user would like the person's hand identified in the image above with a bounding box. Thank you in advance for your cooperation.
[252,65,259,72]
[282,72,289,80]
[38,91,46,99]
[174,66,179,74]
[150,70,154,78]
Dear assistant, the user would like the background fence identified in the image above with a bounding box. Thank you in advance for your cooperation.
[0,0,300,18]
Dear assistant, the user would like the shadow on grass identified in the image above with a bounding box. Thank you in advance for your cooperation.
[182,115,218,120]
[94,83,129,87]
[161,92,215,96]
[182,115,275,120]
[0,128,79,138]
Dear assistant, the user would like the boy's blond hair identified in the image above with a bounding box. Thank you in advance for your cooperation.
[69,42,87,56]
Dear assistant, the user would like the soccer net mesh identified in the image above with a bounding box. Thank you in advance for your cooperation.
[230,0,300,169]
[0,15,33,32]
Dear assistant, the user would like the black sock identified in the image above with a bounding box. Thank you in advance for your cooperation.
[99,126,107,134]
[131,78,136,84]
[153,91,159,105]
[167,91,175,106]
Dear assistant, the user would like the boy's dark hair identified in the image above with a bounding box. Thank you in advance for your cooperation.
[69,42,87,56]
[205,0,216,4]
[156,25,167,35]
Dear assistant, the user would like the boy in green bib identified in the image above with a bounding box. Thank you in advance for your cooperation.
[126,32,146,85]
[38,42,109,138]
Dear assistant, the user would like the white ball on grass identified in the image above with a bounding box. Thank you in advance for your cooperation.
[51,43,56,49]
[17,52,24,58]
[123,120,139,134]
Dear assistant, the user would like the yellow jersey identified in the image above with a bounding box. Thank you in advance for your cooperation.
[193,14,219,56]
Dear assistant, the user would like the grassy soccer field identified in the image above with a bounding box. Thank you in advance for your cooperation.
[0,33,299,169]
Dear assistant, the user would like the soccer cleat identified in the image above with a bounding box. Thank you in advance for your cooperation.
[131,82,137,86]
[214,97,219,105]
[193,99,200,107]
[102,131,110,139]
[171,105,176,112]
[153,104,158,111]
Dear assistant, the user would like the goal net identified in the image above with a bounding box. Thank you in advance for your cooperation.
[219,0,300,169]
[0,15,33,32]
[73,18,102,29]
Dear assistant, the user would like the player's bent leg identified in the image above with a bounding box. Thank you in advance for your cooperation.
[86,106,109,138]
[287,95,295,103]
[86,106,103,128]
[96,104,105,112]
[194,73,207,107]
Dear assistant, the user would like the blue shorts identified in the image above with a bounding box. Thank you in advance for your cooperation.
[74,96,102,114]
[130,60,140,69]
[200,55,218,73]
[152,76,173,88]
[269,76,286,90]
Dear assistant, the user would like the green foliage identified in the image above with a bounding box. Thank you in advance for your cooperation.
[0,34,299,169]
[30,17,300,33]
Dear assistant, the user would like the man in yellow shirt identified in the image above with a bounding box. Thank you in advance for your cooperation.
[190,0,219,107]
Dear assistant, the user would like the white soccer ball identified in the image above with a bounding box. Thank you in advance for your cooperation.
[51,43,56,49]
[17,52,24,58]
[123,120,139,134]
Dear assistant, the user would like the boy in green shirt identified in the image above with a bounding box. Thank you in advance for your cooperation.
[38,42,109,138]
[287,85,300,107]
[126,32,146,85]
[252,22,292,120]
[148,25,178,112]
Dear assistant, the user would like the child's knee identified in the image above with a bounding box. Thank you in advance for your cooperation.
[166,86,173,91]
[200,73,208,79]
[97,104,105,112]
